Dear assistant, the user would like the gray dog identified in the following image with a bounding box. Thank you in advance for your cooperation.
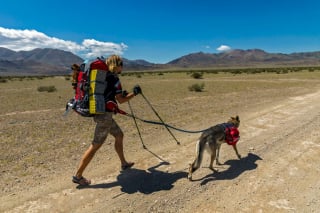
[188,116,241,181]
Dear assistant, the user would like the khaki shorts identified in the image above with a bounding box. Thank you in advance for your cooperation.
[92,112,123,144]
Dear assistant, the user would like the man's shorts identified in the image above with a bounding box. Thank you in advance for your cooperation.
[92,112,123,144]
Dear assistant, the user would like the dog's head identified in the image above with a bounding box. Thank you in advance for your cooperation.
[228,115,240,128]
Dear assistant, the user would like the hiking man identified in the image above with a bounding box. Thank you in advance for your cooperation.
[72,55,141,186]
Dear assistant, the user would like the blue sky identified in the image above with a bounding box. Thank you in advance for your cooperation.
[0,0,319,63]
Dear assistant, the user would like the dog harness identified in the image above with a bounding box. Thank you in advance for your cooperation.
[221,123,240,145]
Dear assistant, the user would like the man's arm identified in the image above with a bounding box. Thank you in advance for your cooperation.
[115,85,142,104]
[115,92,135,104]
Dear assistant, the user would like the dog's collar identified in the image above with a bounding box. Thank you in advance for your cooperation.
[220,123,235,130]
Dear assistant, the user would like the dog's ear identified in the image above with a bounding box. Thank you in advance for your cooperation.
[236,115,240,122]
[230,116,239,121]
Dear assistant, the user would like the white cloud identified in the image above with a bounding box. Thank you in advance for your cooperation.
[81,39,128,59]
[216,45,231,52]
[0,27,128,59]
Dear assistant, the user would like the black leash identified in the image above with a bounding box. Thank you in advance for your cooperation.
[123,92,211,137]
[125,113,210,133]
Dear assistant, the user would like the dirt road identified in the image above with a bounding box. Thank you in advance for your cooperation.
[1,83,320,212]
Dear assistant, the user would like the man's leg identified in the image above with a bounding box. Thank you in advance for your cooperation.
[114,133,127,165]
[111,121,134,169]
[73,113,111,185]
[75,143,102,179]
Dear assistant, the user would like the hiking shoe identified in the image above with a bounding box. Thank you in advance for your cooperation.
[72,176,91,186]
[121,162,134,171]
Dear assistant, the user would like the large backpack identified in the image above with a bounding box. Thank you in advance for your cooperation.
[65,57,109,117]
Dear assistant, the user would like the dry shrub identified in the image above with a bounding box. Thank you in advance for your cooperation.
[37,85,57,93]
[188,83,205,92]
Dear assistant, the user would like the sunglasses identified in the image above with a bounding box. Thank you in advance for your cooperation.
[118,61,123,67]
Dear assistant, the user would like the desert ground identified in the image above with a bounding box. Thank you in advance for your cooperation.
[1,70,320,212]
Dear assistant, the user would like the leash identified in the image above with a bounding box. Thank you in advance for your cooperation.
[125,113,211,134]
[116,93,211,136]
[93,93,212,148]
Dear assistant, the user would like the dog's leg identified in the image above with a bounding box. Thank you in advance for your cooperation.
[216,144,222,165]
[208,143,218,172]
[232,144,241,159]
[188,140,205,180]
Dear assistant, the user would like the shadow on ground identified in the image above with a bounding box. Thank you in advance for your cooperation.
[196,153,262,185]
[79,161,187,194]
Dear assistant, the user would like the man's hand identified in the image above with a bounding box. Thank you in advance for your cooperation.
[133,85,142,96]
[122,90,129,97]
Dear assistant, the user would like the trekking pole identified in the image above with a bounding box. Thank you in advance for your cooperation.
[128,101,146,149]
[140,92,180,145]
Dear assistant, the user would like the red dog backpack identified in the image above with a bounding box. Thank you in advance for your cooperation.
[225,125,240,145]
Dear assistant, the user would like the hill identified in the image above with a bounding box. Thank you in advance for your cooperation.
[168,49,320,67]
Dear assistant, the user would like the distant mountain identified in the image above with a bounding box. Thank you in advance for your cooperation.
[168,49,320,67]
[0,47,164,75]
[1,47,320,76]
[122,58,164,71]
[0,47,83,75]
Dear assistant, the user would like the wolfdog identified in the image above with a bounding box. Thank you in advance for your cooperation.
[188,116,241,180]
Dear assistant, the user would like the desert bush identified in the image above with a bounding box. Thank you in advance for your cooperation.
[191,72,203,79]
[230,70,242,75]
[208,70,219,74]
[188,83,205,92]
[37,85,57,93]
[0,78,7,83]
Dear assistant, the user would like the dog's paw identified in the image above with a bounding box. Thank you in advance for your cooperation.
[216,161,223,165]
[209,167,218,173]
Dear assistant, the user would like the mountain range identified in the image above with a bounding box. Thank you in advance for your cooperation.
[0,47,320,75]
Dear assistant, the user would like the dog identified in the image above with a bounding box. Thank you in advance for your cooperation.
[188,116,241,181]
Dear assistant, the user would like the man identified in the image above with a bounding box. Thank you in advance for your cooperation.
[72,55,141,186]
